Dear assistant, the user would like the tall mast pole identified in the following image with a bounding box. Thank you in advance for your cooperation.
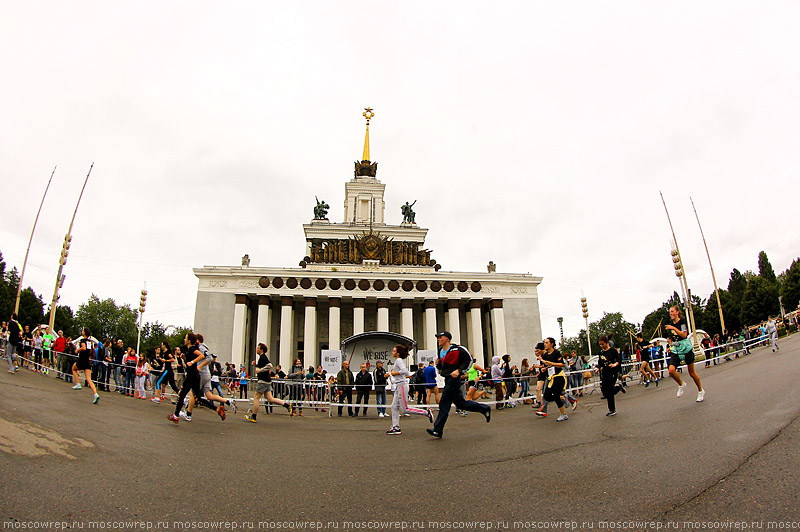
[15,166,57,314]
[48,163,93,330]
[690,197,726,335]
[660,192,699,348]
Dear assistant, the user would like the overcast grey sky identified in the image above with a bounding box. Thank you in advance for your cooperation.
[1,1,798,342]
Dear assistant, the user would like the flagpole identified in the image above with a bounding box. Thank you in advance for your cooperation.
[48,163,93,330]
[15,166,57,314]
[690,197,726,335]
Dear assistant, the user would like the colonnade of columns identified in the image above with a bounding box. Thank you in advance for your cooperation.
[229,296,507,372]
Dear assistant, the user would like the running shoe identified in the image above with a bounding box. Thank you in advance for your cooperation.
[483,409,491,423]
[645,381,650,388]
[179,411,192,422]
[244,413,257,423]
[72,384,82,390]
[167,414,180,424]
[386,426,402,435]
[556,414,568,422]
[93,394,99,404]
[606,411,617,416]
[228,399,237,414]
[535,410,547,417]
[655,379,659,387]
[426,428,442,439]
[696,390,705,402]
[677,383,687,398]
[284,402,293,415]
[570,397,578,411]
[151,397,160,403]
[426,409,434,423]
[216,405,226,421]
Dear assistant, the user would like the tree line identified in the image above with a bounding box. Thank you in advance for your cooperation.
[0,250,190,354]
[563,251,799,356]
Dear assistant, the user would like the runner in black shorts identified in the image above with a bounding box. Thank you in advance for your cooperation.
[666,305,704,402]
[71,328,99,404]
[636,333,658,387]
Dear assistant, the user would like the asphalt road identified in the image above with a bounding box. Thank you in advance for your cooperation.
[1,336,799,530]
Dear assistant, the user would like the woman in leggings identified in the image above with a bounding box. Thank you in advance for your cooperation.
[535,337,569,422]
[596,335,625,416]
[386,345,433,435]
[153,341,179,403]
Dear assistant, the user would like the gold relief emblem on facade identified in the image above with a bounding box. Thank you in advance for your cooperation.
[305,233,437,268]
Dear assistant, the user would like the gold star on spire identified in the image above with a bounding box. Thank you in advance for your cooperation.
[362,107,374,161]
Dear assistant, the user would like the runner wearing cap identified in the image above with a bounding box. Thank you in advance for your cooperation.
[427,331,491,439]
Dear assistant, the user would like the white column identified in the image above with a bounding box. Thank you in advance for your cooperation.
[401,299,414,339]
[279,296,294,371]
[448,300,461,345]
[256,296,271,350]
[328,298,341,350]
[377,299,390,332]
[230,294,248,368]
[353,299,365,336]
[469,300,484,364]
[303,297,317,368]
[424,300,437,350]
[490,299,507,356]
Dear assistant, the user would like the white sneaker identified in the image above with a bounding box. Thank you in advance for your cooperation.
[72,384,82,390]
[696,390,705,402]
[556,414,568,422]
[677,383,686,398]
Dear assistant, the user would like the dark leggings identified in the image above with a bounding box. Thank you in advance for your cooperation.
[543,375,566,408]
[157,368,179,393]
[600,375,621,412]
[174,373,216,416]
[239,383,248,399]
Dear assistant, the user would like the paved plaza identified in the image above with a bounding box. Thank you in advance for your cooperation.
[1,337,799,529]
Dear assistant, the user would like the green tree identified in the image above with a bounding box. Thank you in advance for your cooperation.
[758,251,777,284]
[703,289,739,336]
[563,311,638,358]
[53,305,77,337]
[17,287,45,327]
[74,294,138,346]
[740,276,780,326]
[642,292,682,339]
[779,258,800,312]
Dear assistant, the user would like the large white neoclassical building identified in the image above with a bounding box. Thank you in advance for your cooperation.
[193,110,543,371]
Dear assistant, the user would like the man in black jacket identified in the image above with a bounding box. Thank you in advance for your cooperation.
[5,313,21,373]
[336,360,355,417]
[354,363,373,416]
[427,331,491,438]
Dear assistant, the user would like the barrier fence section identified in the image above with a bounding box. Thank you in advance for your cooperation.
[0,333,772,413]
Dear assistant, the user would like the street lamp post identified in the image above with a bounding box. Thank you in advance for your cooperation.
[136,284,147,355]
[581,294,592,359]
[557,317,564,347]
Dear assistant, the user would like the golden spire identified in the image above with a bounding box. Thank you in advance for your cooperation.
[362,107,374,161]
